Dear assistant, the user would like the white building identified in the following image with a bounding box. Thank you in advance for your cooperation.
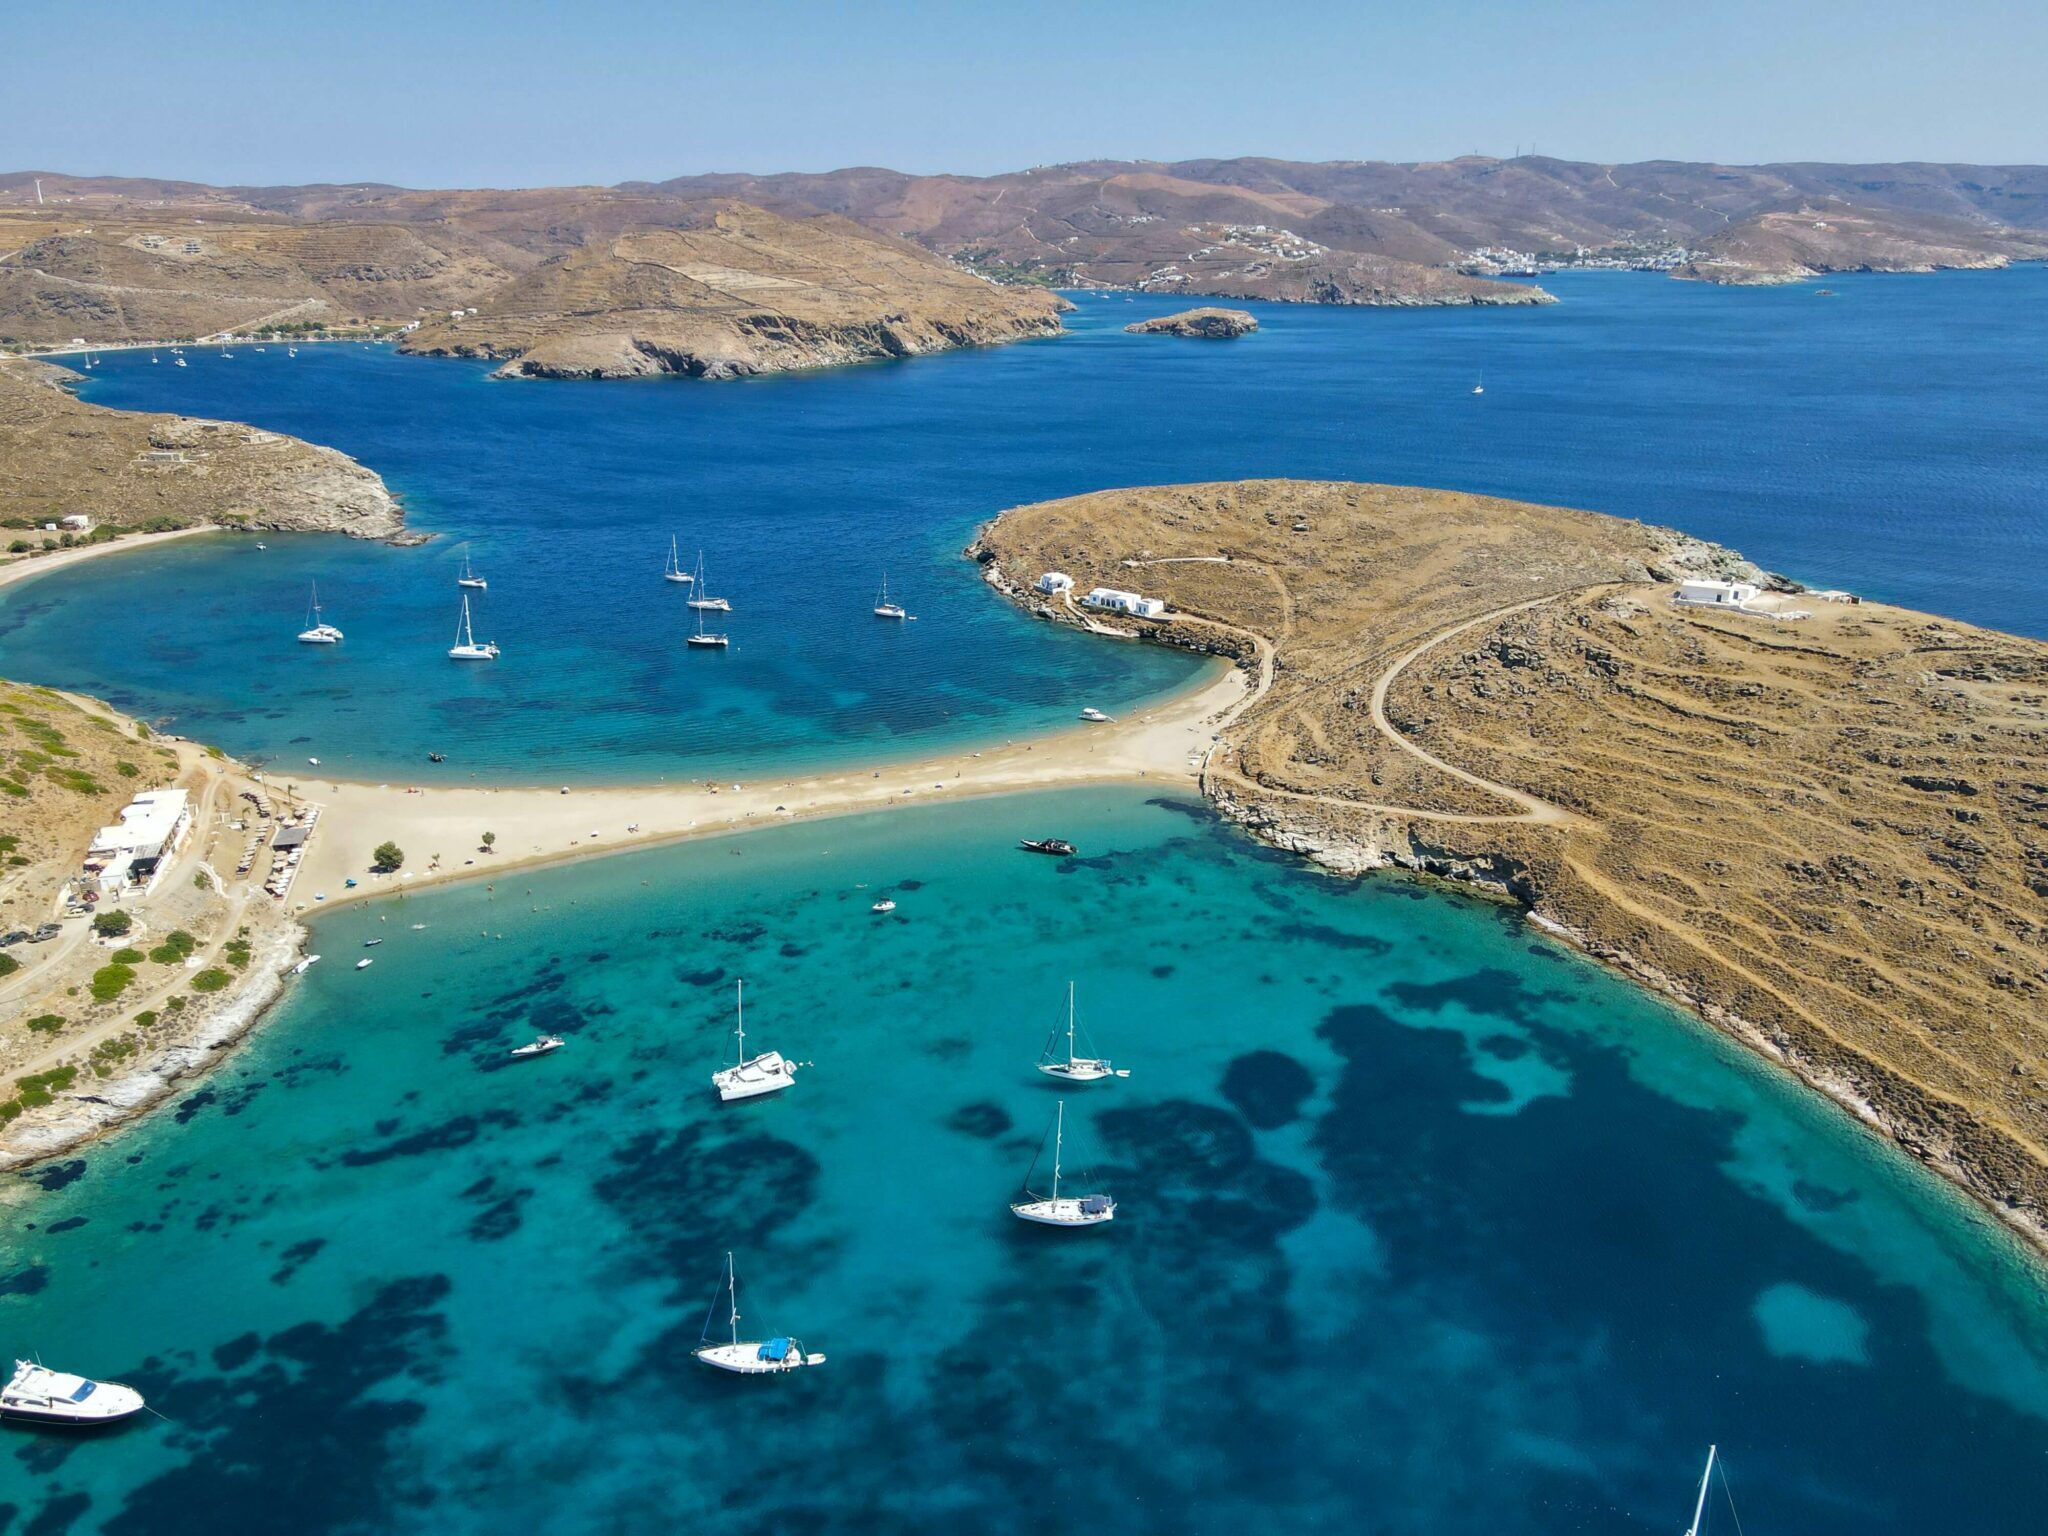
[1081,586,1170,621]
[1673,579,1761,609]
[59,514,91,532]
[86,788,192,899]
[1036,571,1074,595]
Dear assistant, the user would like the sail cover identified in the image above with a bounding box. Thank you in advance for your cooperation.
[757,1338,793,1361]
[1081,1195,1112,1215]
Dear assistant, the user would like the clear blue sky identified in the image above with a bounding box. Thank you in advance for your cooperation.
[10,0,2043,185]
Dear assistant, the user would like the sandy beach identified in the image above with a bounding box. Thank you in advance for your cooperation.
[293,660,1247,908]
[0,522,219,592]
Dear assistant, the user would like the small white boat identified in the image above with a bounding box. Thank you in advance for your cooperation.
[1,1360,145,1426]
[297,581,344,644]
[288,346,298,357]
[873,571,907,620]
[355,958,373,970]
[871,898,896,914]
[693,1253,825,1374]
[308,757,320,766]
[711,980,796,1101]
[362,938,381,947]
[255,541,266,550]
[1079,707,1113,723]
[448,594,499,661]
[457,546,487,590]
[663,535,694,584]
[1011,1100,1116,1227]
[1037,981,1128,1082]
[509,1035,563,1060]
[686,552,731,612]
[1472,375,1485,396]
[290,954,321,974]
[687,597,729,649]
[173,356,187,367]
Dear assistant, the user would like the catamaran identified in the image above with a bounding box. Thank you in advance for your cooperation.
[457,546,487,590]
[1037,982,1128,1083]
[686,599,729,648]
[1010,1100,1116,1227]
[448,594,500,660]
[692,1253,825,1374]
[296,581,344,644]
[664,535,694,584]
[711,980,795,1101]
[873,571,907,620]
[1,1359,145,1426]
[686,552,730,612]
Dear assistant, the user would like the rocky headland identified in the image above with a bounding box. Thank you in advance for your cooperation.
[1126,307,1259,338]
[976,479,2048,1253]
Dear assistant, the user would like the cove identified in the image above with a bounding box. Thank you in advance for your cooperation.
[3,789,2044,1534]
[3,268,2046,784]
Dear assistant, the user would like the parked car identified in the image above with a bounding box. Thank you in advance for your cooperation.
[0,930,29,948]
[29,923,62,942]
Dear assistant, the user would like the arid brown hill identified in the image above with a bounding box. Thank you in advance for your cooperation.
[977,480,2048,1252]
[0,358,399,537]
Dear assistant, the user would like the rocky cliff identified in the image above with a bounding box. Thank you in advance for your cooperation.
[1126,307,1259,338]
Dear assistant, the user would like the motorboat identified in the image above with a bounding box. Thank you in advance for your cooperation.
[873,571,907,620]
[1010,1100,1116,1227]
[1018,838,1076,857]
[686,552,730,611]
[711,980,796,1102]
[509,1035,564,1060]
[362,938,382,947]
[871,898,896,914]
[355,958,373,970]
[428,752,446,763]
[1079,707,1112,723]
[290,955,321,974]
[664,535,694,584]
[692,1253,825,1374]
[448,594,499,660]
[1036,982,1128,1083]
[1,1360,145,1426]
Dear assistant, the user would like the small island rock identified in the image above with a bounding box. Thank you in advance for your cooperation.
[1124,307,1259,339]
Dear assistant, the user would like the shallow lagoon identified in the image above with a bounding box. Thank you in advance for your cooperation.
[2,267,2045,783]
[4,790,2044,1533]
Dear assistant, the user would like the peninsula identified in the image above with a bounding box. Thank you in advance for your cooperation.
[974,480,2048,1250]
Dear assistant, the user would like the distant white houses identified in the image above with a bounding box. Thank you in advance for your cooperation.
[86,787,192,899]
[1036,571,1074,596]
[1673,579,1761,609]
[1081,586,1170,621]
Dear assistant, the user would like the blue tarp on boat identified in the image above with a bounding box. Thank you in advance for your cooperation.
[758,1337,793,1361]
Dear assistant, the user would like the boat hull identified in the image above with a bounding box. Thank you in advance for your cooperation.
[714,1052,795,1102]
[686,635,729,648]
[1037,1061,1121,1083]
[1010,1197,1116,1227]
[693,1344,825,1374]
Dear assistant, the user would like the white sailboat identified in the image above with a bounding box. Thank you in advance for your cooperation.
[1036,982,1128,1082]
[686,552,730,612]
[873,571,907,620]
[692,1253,825,1374]
[457,546,487,590]
[1472,373,1485,396]
[686,599,729,649]
[710,980,795,1101]
[296,581,344,644]
[1,1360,146,1426]
[448,594,500,660]
[663,535,694,584]
[1010,1100,1116,1227]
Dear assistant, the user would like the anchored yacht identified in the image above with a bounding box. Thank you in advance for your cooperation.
[457,546,487,590]
[296,581,343,644]
[873,571,907,620]
[686,599,729,649]
[1,1360,145,1426]
[692,1253,825,1374]
[711,980,796,1101]
[686,552,730,612]
[1036,982,1128,1083]
[509,1035,564,1060]
[1010,1100,1117,1227]
[448,594,500,660]
[664,535,694,584]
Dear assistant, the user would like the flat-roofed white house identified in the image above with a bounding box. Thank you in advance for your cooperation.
[1081,586,1170,621]
[86,787,192,898]
[1673,578,1761,609]
[1036,571,1075,596]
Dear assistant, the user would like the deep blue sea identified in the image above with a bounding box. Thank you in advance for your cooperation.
[3,790,2045,1534]
[0,267,2044,784]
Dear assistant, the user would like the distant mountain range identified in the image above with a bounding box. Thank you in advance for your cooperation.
[2,157,2043,364]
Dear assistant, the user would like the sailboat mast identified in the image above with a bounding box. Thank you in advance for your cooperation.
[735,980,746,1060]
[726,1251,740,1346]
[1683,1444,1717,1536]
[1067,981,1078,1065]
[1052,1100,1065,1200]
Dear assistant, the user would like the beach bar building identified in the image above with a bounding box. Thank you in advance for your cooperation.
[1081,586,1170,621]
[86,788,192,898]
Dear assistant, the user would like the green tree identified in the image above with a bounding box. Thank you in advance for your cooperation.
[91,908,133,938]
[373,841,405,872]
[481,831,496,852]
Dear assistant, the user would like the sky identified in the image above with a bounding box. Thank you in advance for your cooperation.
[8,0,2044,186]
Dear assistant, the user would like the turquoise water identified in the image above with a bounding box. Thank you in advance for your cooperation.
[4,790,2046,1533]
[2,268,2046,784]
